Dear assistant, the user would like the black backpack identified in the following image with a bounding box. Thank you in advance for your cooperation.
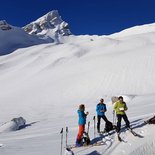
[104,121,115,132]
[83,132,90,145]
[145,116,155,124]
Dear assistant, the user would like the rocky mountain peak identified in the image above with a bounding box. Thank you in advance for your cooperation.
[0,20,12,31]
[23,10,71,41]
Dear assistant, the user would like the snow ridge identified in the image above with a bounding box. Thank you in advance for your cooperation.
[110,23,155,38]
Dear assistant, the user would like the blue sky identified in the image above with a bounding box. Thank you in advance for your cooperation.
[1,0,155,35]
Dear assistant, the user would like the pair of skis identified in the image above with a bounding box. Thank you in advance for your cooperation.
[117,128,143,142]
[68,141,105,149]
[128,128,143,138]
[64,121,92,152]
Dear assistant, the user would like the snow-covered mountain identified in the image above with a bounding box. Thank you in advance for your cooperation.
[0,10,71,55]
[0,20,47,55]
[23,10,71,42]
[0,15,155,155]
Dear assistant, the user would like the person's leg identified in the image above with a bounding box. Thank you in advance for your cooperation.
[101,115,109,132]
[97,115,101,133]
[101,115,108,123]
[76,125,85,146]
[116,114,122,133]
[122,114,130,129]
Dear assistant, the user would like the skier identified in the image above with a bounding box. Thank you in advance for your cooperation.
[96,98,108,133]
[114,96,130,133]
[76,104,89,147]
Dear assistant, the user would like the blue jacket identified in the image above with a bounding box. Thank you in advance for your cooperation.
[77,110,87,125]
[96,103,107,116]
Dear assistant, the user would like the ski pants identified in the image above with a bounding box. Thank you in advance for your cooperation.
[97,115,108,132]
[116,114,130,133]
[76,125,85,142]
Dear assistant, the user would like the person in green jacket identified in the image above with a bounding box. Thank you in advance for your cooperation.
[114,96,130,133]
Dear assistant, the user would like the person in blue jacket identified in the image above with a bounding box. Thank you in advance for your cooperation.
[76,104,89,146]
[96,98,108,133]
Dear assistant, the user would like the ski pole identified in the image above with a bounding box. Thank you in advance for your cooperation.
[115,112,117,125]
[113,110,117,125]
[87,121,90,134]
[113,110,115,125]
[93,116,96,138]
[66,127,68,148]
[60,128,63,155]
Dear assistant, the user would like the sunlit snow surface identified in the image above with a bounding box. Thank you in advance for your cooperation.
[0,25,155,154]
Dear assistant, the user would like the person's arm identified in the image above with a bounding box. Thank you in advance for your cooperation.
[82,111,86,117]
[104,104,107,112]
[78,111,82,118]
[85,112,89,116]
[124,102,128,111]
[96,105,99,113]
[80,111,88,117]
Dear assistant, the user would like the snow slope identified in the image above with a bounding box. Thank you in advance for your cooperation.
[0,21,47,55]
[110,22,155,38]
[0,22,155,155]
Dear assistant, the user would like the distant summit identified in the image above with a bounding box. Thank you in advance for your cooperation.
[23,10,71,42]
[0,10,72,55]
[0,20,12,31]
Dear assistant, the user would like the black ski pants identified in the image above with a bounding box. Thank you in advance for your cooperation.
[116,114,130,133]
[97,115,108,132]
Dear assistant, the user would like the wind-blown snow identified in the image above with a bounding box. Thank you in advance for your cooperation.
[0,20,155,155]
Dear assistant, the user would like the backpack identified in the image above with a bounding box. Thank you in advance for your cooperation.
[83,132,90,145]
[145,116,155,124]
[104,121,116,132]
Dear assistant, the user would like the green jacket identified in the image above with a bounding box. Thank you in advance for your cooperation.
[114,101,128,115]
